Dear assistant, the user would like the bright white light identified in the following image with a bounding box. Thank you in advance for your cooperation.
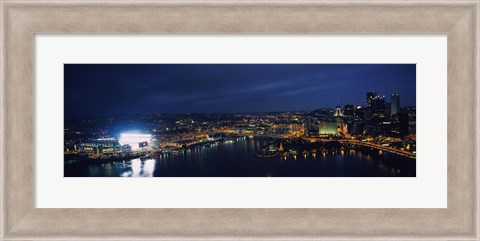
[130,158,142,177]
[142,159,156,177]
[119,133,152,150]
[123,158,156,177]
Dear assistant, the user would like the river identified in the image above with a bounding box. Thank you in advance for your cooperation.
[64,137,416,177]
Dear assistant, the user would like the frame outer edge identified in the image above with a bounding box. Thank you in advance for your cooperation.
[447,4,478,239]
[1,0,480,240]
[476,1,479,239]
[1,1,6,240]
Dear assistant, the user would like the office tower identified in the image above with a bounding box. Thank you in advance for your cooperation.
[333,105,343,117]
[343,104,355,118]
[366,92,386,124]
[303,117,319,137]
[391,93,400,115]
[391,112,409,136]
[366,92,377,109]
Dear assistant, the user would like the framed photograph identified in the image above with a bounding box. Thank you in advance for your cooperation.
[62,63,417,178]
[1,0,478,240]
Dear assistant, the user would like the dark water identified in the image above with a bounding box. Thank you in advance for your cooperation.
[64,138,416,177]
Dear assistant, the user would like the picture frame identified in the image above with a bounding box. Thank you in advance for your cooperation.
[0,0,478,240]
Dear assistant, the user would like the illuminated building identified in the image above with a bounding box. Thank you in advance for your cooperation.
[118,133,153,150]
[151,138,161,149]
[350,106,366,135]
[391,113,409,136]
[233,125,255,134]
[139,141,148,148]
[366,92,386,124]
[391,93,400,115]
[318,122,338,137]
[269,123,303,135]
[208,134,224,141]
[333,105,343,117]
[303,117,319,137]
[371,96,386,118]
[79,137,122,154]
[121,144,132,153]
[337,122,348,137]
[366,92,377,109]
[279,142,284,152]
[366,92,379,122]
[404,107,416,135]
[354,106,365,121]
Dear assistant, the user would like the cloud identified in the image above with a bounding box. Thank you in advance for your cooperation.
[64,64,416,116]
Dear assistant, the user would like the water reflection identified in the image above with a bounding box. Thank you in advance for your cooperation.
[121,158,156,177]
[66,138,415,177]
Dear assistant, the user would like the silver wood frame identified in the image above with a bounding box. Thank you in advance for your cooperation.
[0,1,479,240]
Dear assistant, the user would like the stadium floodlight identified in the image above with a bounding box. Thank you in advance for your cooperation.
[119,133,152,150]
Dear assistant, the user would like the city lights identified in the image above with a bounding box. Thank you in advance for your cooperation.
[64,64,416,177]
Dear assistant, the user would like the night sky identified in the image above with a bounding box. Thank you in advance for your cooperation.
[64,64,416,116]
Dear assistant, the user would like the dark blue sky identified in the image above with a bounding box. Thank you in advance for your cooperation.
[64,64,416,116]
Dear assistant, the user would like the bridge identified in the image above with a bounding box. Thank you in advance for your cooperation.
[238,134,416,159]
[338,140,416,159]
[253,135,416,159]
[160,133,416,159]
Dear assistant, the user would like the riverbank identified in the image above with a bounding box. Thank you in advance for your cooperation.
[65,137,416,177]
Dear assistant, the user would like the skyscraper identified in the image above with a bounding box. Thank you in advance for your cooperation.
[303,117,319,137]
[343,104,355,118]
[391,112,409,136]
[352,106,366,135]
[333,105,343,117]
[371,95,386,121]
[366,92,386,124]
[366,92,377,109]
[366,92,377,122]
[391,93,400,115]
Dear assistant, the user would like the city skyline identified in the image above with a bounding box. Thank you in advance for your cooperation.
[64,64,416,177]
[64,64,416,116]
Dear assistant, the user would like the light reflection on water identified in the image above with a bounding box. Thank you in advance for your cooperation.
[121,158,156,177]
[65,138,416,177]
